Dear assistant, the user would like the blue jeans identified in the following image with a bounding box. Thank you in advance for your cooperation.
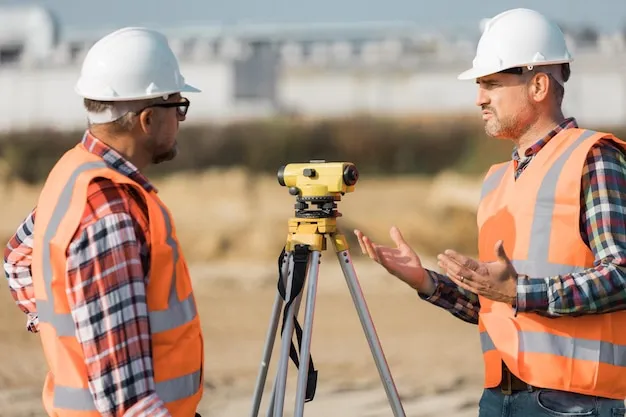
[478,387,626,417]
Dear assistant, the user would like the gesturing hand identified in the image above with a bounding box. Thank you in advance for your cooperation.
[354,226,432,293]
[437,240,518,305]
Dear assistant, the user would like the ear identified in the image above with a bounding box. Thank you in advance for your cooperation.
[528,72,550,103]
[138,108,154,134]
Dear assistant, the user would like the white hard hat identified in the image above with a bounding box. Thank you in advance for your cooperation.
[458,8,573,80]
[75,27,200,101]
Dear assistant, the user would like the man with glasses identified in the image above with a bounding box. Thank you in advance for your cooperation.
[4,27,204,417]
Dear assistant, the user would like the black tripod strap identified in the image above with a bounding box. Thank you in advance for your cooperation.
[277,245,318,402]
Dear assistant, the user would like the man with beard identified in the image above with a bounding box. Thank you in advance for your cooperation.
[355,8,626,417]
[4,27,204,417]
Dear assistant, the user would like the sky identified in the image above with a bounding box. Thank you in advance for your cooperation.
[1,0,625,38]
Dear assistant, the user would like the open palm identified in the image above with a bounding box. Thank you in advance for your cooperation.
[437,240,518,304]
[354,226,427,290]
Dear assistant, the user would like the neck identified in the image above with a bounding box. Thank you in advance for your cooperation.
[514,108,565,156]
[89,127,150,171]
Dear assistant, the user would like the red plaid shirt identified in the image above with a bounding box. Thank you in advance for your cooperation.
[3,131,171,417]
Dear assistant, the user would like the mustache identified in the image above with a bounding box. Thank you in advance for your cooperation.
[482,106,496,114]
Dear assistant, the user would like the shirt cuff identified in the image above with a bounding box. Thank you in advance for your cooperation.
[417,269,442,301]
[123,393,172,417]
[516,274,550,313]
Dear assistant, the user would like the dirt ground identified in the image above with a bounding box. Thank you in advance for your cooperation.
[0,169,488,416]
[0,260,486,417]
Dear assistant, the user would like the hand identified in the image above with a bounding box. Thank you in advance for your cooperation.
[436,240,518,304]
[354,226,433,293]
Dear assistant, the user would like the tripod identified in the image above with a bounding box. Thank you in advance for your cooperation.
[249,195,406,417]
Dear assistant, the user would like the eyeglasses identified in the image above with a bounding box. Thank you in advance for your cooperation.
[137,97,190,117]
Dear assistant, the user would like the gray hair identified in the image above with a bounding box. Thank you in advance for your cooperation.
[83,96,167,132]
[523,63,570,107]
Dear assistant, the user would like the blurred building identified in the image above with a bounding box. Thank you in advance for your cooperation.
[1,5,625,132]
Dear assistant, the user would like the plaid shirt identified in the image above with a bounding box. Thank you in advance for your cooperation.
[422,118,626,324]
[3,132,171,417]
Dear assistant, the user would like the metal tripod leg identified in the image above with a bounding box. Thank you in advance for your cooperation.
[266,293,304,417]
[249,252,303,417]
[269,252,307,417]
[332,241,407,417]
[249,254,290,417]
[293,250,321,417]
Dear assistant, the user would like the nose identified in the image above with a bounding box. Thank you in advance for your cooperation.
[476,87,489,107]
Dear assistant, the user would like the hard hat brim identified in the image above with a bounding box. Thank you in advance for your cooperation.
[75,81,202,100]
[458,58,574,81]
[181,83,201,93]
[457,67,497,80]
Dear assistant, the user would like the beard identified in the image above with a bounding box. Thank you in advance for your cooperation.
[482,106,533,140]
[152,141,178,164]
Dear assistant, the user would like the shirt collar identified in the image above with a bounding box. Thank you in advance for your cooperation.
[512,117,579,161]
[81,130,156,193]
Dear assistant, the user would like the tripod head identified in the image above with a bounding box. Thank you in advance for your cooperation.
[277,160,359,219]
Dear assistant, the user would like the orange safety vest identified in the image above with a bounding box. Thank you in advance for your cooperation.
[32,143,204,416]
[476,127,626,399]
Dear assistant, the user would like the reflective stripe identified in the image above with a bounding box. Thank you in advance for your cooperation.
[480,330,626,367]
[521,332,626,366]
[510,259,584,277]
[54,370,202,410]
[480,163,510,200]
[480,331,496,352]
[35,161,200,410]
[36,298,76,337]
[54,385,96,411]
[149,203,197,334]
[525,129,597,269]
[37,161,107,336]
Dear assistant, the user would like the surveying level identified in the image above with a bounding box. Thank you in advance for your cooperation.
[250,160,406,417]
